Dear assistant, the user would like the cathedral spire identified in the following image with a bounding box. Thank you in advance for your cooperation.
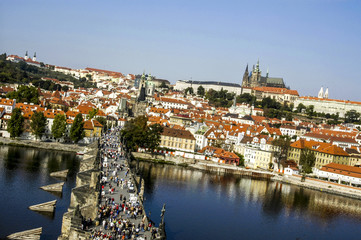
[266,67,269,78]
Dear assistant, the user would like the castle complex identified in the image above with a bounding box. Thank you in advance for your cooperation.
[241,60,285,89]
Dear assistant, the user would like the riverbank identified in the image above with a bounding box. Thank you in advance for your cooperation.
[0,137,85,153]
[133,152,361,201]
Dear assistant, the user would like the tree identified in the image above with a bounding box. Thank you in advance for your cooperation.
[184,87,194,95]
[96,116,108,132]
[70,113,84,143]
[159,82,168,89]
[236,93,256,104]
[120,116,163,153]
[52,114,67,140]
[235,152,245,167]
[6,85,39,104]
[272,136,291,171]
[296,103,306,113]
[345,110,360,123]
[305,105,314,117]
[7,108,24,138]
[299,148,316,174]
[197,85,205,97]
[145,123,164,153]
[88,108,98,119]
[30,111,47,140]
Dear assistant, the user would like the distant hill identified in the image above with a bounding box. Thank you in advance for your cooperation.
[0,53,95,90]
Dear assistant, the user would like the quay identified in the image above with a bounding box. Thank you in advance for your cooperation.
[57,128,165,240]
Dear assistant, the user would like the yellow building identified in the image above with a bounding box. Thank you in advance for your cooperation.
[288,139,350,169]
[160,127,196,152]
[255,149,274,170]
[84,119,103,138]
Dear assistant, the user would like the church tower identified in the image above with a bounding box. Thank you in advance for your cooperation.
[24,51,29,60]
[241,64,249,87]
[324,88,329,99]
[138,73,146,101]
[318,87,324,99]
[33,52,36,61]
[249,59,261,87]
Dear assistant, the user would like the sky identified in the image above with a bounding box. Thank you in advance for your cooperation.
[0,0,360,101]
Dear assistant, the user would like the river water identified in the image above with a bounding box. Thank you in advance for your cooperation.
[0,145,79,240]
[2,147,361,240]
[139,162,361,240]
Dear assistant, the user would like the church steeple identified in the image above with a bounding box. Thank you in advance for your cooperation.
[24,51,29,60]
[324,88,329,99]
[33,52,37,61]
[318,87,324,99]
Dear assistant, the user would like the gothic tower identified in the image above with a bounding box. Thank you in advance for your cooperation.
[241,64,249,87]
[249,60,261,87]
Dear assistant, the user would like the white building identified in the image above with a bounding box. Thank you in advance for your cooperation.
[294,88,361,118]
[174,80,242,95]
[315,163,361,186]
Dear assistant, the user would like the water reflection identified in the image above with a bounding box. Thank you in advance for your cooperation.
[138,161,361,225]
[0,145,79,239]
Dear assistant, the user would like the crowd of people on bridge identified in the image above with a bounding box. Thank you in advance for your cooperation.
[88,127,159,240]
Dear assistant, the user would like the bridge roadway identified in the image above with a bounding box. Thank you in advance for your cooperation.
[88,130,158,240]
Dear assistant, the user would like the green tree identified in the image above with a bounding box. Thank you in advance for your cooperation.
[120,116,163,153]
[299,148,316,174]
[52,114,67,140]
[197,85,205,97]
[96,116,108,131]
[7,108,24,138]
[272,136,291,171]
[70,113,84,143]
[30,111,47,140]
[184,87,194,95]
[88,108,98,119]
[145,123,164,153]
[236,93,256,104]
[6,85,39,104]
[235,152,245,167]
[159,82,168,89]
[306,105,315,117]
[296,103,306,113]
[345,110,360,123]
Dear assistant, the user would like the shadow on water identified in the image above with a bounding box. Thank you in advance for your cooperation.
[262,182,284,218]
[31,210,55,220]
[3,147,21,170]
[25,150,42,173]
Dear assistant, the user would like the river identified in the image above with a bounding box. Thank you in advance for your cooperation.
[139,162,361,240]
[0,145,79,240]
[2,146,361,240]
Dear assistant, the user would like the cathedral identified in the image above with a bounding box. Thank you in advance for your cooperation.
[241,60,285,88]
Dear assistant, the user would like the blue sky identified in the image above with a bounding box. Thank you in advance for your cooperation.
[1,0,360,101]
